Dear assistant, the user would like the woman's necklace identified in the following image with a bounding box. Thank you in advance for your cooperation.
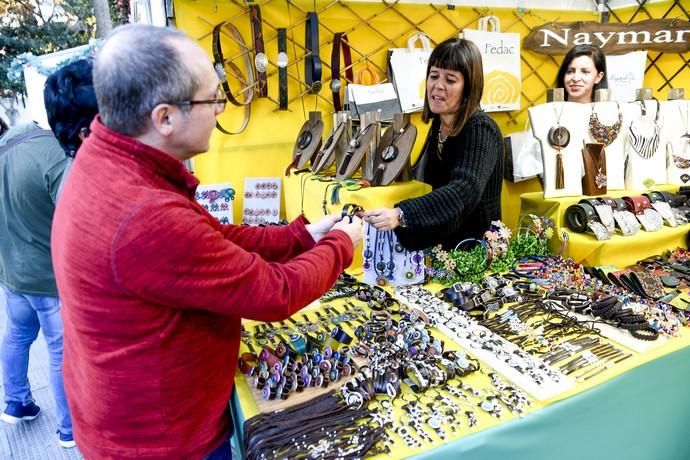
[436,124,450,159]
[547,102,570,189]
[589,102,622,146]
[628,99,660,160]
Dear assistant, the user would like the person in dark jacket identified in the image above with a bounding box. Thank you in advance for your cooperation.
[365,37,503,250]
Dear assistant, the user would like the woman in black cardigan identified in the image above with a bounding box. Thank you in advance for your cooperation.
[364,37,503,250]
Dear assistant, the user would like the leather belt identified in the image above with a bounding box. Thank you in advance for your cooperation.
[644,191,665,204]
[330,32,353,111]
[305,12,322,94]
[565,202,596,233]
[599,197,616,209]
[623,195,650,215]
[277,28,288,110]
[211,22,253,135]
[613,198,628,212]
[249,4,268,98]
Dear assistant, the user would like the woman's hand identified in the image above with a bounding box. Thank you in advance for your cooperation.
[363,208,401,231]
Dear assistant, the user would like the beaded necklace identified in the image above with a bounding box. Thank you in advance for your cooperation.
[588,102,622,146]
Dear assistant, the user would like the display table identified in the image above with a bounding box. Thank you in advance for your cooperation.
[519,188,689,267]
[230,299,690,460]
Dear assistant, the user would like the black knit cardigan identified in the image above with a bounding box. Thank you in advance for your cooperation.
[395,111,503,250]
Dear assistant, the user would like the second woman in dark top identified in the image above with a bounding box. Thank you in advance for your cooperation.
[364,37,503,250]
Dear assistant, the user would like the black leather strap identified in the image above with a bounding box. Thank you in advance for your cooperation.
[305,12,322,94]
[565,202,596,233]
[330,32,353,112]
[277,28,288,110]
[249,4,268,98]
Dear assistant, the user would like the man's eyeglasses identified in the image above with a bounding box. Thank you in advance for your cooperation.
[168,86,227,111]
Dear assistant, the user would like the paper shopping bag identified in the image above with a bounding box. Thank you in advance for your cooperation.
[463,16,521,112]
[388,33,433,113]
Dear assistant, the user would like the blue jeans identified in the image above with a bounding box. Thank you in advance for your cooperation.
[0,284,72,435]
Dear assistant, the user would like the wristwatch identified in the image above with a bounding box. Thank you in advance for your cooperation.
[397,208,408,228]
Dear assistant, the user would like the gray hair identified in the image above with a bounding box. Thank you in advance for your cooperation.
[94,24,200,137]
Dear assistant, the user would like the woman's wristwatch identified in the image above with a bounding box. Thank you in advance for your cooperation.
[397,208,408,228]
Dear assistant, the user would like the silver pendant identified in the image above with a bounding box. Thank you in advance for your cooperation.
[595,170,607,189]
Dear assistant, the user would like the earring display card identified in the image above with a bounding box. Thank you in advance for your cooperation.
[242,177,281,226]
[362,223,424,287]
[195,183,235,225]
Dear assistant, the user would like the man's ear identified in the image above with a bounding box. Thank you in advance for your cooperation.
[150,104,175,137]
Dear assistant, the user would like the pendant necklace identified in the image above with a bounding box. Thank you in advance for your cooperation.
[437,123,450,159]
[628,99,660,160]
[589,102,622,146]
[548,103,570,189]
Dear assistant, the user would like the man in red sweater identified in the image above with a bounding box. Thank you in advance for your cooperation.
[51,24,362,459]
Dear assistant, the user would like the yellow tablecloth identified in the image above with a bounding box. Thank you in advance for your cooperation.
[519,187,689,267]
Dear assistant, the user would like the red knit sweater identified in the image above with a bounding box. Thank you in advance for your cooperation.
[52,117,353,459]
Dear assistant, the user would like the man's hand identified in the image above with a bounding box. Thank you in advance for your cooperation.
[305,214,340,243]
[332,215,363,247]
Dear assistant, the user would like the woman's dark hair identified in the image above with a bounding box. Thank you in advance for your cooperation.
[422,38,483,136]
[556,45,608,102]
[44,59,99,157]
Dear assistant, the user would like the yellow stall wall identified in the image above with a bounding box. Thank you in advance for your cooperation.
[173,0,690,229]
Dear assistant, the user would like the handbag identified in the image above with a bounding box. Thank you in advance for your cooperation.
[503,119,543,182]
[581,143,607,196]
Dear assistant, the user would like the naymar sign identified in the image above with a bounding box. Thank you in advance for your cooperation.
[524,19,690,55]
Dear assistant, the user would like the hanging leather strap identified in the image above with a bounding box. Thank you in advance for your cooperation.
[211,21,253,135]
[249,4,268,98]
[277,28,289,110]
[330,32,353,112]
[305,12,322,94]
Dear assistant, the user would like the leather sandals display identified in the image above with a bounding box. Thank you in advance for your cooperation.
[311,114,349,174]
[371,113,417,186]
[335,121,377,181]
[285,111,323,175]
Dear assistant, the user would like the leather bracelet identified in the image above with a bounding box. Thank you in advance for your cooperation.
[305,12,322,94]
[330,32,353,111]
[330,326,353,346]
[277,28,288,110]
[238,352,258,374]
[565,202,596,233]
[645,191,665,203]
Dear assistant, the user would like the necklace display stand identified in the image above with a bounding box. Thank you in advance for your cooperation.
[528,101,589,198]
[588,99,628,190]
[624,99,667,190]
[661,98,690,185]
[362,223,424,287]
